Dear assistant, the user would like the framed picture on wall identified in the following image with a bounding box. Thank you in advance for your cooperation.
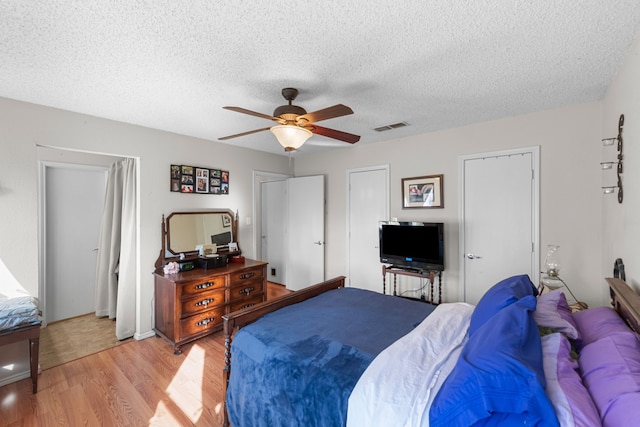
[170,165,181,192]
[195,168,209,193]
[402,174,444,208]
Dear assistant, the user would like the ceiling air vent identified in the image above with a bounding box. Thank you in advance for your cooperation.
[374,121,409,132]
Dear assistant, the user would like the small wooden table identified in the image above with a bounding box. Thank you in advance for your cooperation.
[382,265,443,304]
[0,323,40,393]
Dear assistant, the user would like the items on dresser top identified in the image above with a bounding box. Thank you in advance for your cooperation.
[198,254,228,270]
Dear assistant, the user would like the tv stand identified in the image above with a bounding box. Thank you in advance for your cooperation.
[382,265,443,304]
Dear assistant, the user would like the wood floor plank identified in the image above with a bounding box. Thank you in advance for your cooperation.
[106,343,198,426]
[58,384,102,426]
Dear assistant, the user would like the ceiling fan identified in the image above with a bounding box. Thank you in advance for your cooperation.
[219,88,361,152]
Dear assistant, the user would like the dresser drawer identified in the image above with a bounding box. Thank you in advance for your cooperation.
[228,295,264,313]
[229,280,264,301]
[229,266,264,286]
[181,276,226,297]
[180,288,225,317]
[180,307,225,337]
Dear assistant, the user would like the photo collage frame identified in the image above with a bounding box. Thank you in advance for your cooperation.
[170,165,229,194]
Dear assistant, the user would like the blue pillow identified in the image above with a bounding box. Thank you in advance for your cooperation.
[469,274,537,335]
[430,295,558,427]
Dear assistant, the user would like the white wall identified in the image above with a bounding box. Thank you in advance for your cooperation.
[602,31,640,295]
[295,102,605,307]
[0,97,291,340]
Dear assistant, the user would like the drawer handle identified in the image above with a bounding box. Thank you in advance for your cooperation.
[195,282,213,290]
[240,303,255,310]
[195,298,215,307]
[239,272,255,280]
[239,287,254,295]
[195,317,215,327]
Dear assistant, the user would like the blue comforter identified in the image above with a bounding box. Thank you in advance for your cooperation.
[227,287,436,427]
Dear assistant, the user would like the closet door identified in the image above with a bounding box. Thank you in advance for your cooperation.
[45,164,107,322]
[460,148,539,304]
[347,166,389,292]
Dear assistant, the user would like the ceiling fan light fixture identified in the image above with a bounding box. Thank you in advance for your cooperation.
[219,87,360,148]
[270,125,312,151]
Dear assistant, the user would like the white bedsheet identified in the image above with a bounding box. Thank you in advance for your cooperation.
[346,302,473,427]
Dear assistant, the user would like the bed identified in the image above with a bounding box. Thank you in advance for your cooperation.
[222,274,640,427]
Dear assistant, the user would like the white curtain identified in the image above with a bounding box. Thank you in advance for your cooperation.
[95,158,137,340]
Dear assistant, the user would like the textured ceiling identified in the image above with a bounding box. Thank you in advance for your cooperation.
[1,1,640,156]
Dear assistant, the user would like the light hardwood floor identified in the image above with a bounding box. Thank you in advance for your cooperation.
[1,282,290,426]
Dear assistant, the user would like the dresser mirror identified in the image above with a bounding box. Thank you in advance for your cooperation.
[156,210,240,270]
[167,211,236,254]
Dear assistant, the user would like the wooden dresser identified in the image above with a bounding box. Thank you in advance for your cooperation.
[154,259,267,354]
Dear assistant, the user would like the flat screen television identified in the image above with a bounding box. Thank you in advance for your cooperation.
[379,221,444,271]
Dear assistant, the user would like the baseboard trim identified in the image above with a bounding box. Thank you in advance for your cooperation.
[134,330,156,341]
[0,369,30,388]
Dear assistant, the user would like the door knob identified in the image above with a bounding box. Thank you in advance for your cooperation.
[314,241,324,246]
[466,253,482,259]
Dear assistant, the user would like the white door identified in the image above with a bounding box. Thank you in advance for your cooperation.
[347,166,389,292]
[460,147,539,304]
[286,175,325,291]
[253,171,290,262]
[45,164,107,322]
[261,180,287,284]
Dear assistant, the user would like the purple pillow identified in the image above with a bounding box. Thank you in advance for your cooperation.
[541,333,600,426]
[579,333,640,426]
[573,307,631,346]
[469,274,537,335]
[534,290,581,340]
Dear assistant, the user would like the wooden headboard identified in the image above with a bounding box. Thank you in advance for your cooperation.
[606,277,640,333]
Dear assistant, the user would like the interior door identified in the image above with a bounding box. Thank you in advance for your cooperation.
[261,180,287,284]
[347,166,389,292]
[286,175,325,291]
[254,171,290,263]
[460,148,539,304]
[45,164,107,323]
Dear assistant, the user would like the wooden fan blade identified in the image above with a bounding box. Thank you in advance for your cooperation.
[307,125,360,144]
[223,106,286,124]
[218,127,271,141]
[298,104,354,124]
